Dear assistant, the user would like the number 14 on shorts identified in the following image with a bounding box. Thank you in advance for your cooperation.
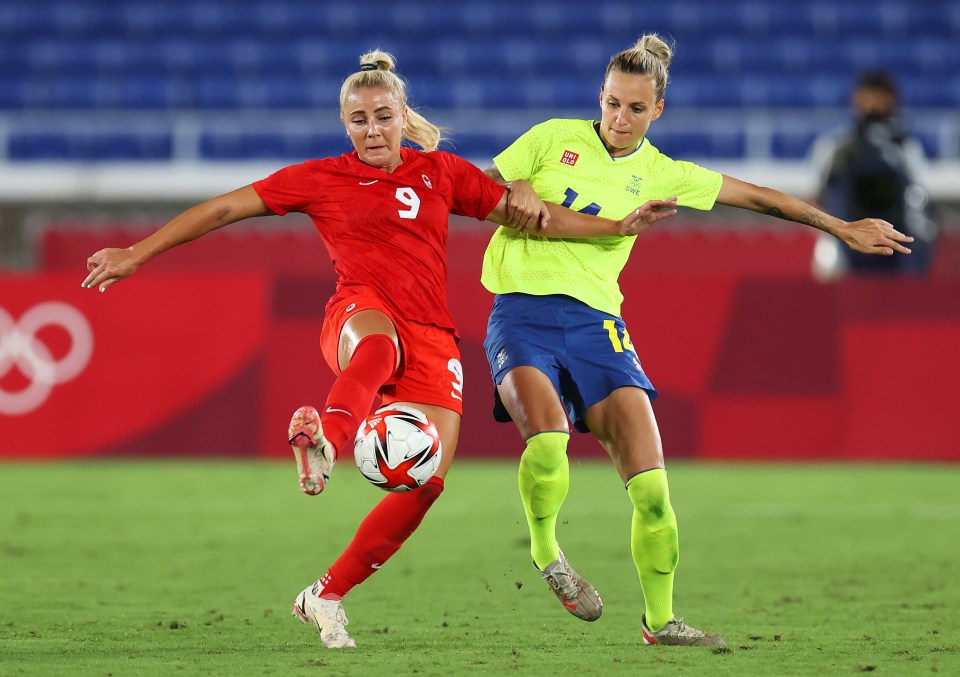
[603,319,634,353]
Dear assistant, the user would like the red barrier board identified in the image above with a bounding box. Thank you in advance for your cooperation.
[0,273,267,457]
[3,238,958,462]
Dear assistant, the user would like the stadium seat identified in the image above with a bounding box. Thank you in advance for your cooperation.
[903,80,960,109]
[771,129,819,160]
[9,130,173,161]
[198,130,348,161]
[650,129,746,160]
[195,75,242,109]
[0,0,957,163]
[0,3,49,42]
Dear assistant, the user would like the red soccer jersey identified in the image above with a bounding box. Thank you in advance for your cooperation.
[253,148,504,334]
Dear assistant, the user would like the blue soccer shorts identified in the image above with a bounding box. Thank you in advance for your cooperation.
[483,293,658,433]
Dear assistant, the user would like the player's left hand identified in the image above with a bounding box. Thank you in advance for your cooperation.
[840,219,914,255]
[504,180,549,232]
[617,197,679,235]
[82,247,139,293]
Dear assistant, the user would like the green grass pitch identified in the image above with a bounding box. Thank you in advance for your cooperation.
[2,460,958,676]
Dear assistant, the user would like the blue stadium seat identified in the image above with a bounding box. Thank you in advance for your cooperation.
[98,41,169,77]
[741,4,818,38]
[903,79,960,108]
[198,131,348,160]
[122,76,176,109]
[834,4,889,38]
[199,132,287,160]
[185,2,263,40]
[257,77,309,109]
[672,75,744,108]
[195,75,242,109]
[439,131,520,159]
[0,77,27,109]
[0,0,956,161]
[8,132,72,160]
[0,42,30,74]
[9,130,173,161]
[0,3,49,42]
[50,3,124,40]
[648,129,746,160]
[552,77,604,109]
[907,3,960,38]
[771,129,819,159]
[120,3,185,39]
[42,78,100,109]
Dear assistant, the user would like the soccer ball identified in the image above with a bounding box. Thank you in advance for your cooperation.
[354,405,443,492]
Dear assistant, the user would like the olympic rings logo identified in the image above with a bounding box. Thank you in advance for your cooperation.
[0,302,94,416]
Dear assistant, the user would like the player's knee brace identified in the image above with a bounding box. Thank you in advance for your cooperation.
[626,469,679,573]
[522,431,569,475]
[519,432,570,517]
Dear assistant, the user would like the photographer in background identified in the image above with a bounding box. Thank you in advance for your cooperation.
[812,70,938,278]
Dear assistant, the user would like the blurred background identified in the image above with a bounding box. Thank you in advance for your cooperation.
[1,0,958,463]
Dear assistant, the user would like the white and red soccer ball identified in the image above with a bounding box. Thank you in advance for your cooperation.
[354,405,442,492]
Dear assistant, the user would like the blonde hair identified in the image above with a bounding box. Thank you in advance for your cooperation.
[604,34,673,102]
[339,50,444,152]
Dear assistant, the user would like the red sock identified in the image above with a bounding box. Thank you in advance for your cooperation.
[320,334,397,460]
[319,476,445,599]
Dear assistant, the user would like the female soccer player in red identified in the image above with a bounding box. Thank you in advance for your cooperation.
[81,50,678,649]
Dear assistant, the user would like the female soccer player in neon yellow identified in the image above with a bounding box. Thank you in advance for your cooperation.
[482,34,914,646]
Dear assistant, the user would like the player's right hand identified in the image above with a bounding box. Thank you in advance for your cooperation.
[82,247,139,293]
[504,179,549,232]
[838,218,914,255]
[617,197,678,236]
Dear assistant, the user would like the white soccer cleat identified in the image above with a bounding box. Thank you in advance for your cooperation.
[538,550,602,622]
[641,615,725,647]
[288,406,334,495]
[292,581,356,649]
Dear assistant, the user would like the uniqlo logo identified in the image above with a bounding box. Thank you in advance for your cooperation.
[560,150,579,166]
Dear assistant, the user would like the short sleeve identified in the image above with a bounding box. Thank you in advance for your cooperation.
[252,161,324,216]
[669,160,723,211]
[492,122,546,182]
[443,153,506,221]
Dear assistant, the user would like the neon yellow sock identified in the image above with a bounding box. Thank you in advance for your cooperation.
[518,432,570,569]
[626,468,678,631]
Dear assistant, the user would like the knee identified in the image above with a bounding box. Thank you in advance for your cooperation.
[626,470,675,528]
[521,432,569,476]
[633,493,675,528]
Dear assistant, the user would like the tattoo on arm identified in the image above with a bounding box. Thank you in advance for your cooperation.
[763,205,830,232]
[798,209,829,231]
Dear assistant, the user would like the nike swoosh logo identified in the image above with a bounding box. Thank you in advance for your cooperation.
[359,180,379,185]
[325,407,350,415]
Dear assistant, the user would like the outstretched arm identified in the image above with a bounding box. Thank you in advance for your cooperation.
[716,175,913,255]
[82,185,273,292]
[483,166,677,238]
[484,189,677,238]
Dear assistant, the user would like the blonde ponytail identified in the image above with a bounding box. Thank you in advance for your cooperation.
[605,34,673,101]
[339,49,445,151]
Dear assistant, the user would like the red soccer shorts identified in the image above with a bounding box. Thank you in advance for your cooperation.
[320,289,464,415]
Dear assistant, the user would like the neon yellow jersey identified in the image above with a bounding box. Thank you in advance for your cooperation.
[481,118,723,316]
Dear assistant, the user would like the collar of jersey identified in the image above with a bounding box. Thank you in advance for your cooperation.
[591,120,646,161]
